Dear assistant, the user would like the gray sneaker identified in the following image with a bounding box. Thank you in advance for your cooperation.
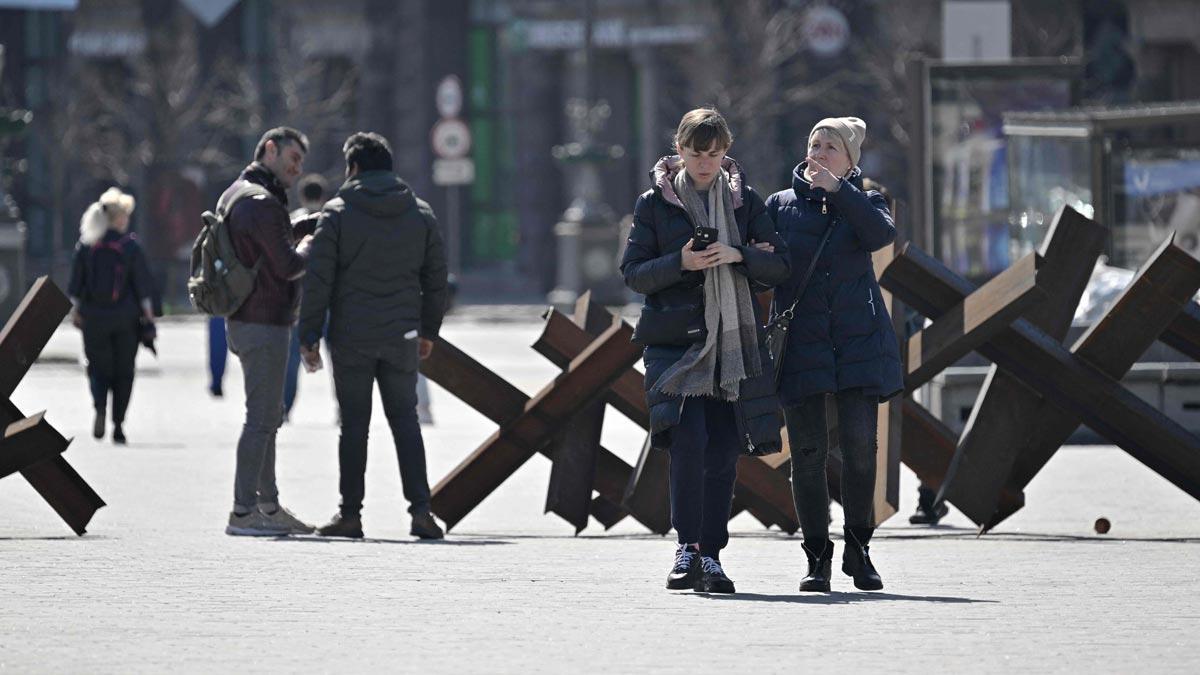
[225,510,291,537]
[260,505,316,535]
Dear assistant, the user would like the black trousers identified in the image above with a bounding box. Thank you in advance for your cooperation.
[784,388,879,541]
[81,312,139,424]
[668,397,741,558]
[330,342,431,517]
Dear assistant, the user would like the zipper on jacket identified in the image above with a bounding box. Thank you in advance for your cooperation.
[821,196,827,214]
[867,288,876,316]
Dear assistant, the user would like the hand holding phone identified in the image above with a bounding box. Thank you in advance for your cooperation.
[692,226,718,251]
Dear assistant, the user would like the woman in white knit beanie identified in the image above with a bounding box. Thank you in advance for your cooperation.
[765,116,904,593]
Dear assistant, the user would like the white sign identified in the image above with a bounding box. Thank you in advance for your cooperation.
[431,119,472,160]
[942,0,1011,62]
[436,75,464,118]
[802,5,850,57]
[433,158,475,186]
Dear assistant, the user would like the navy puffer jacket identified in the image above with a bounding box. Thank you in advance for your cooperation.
[766,162,903,405]
[621,156,792,447]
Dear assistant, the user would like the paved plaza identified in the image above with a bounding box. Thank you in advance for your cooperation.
[2,314,1199,673]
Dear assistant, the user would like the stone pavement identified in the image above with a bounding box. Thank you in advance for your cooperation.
[2,314,1199,673]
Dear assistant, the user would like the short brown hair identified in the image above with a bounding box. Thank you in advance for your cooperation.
[254,126,309,161]
[674,108,733,152]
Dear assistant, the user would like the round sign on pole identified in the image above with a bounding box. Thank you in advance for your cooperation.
[802,5,850,57]
[431,118,472,160]
[436,75,464,119]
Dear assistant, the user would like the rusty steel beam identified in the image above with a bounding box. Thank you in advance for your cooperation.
[882,236,1200,527]
[0,278,105,535]
[420,336,635,529]
[430,320,642,531]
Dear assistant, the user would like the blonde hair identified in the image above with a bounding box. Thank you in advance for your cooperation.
[79,187,135,245]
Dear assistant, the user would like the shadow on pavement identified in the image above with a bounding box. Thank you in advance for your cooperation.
[878,530,1200,544]
[271,535,512,546]
[0,535,110,542]
[698,591,997,604]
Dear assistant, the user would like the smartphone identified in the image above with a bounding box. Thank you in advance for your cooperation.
[693,226,718,251]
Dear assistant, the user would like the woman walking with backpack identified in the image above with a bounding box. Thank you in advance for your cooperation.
[621,108,790,594]
[68,187,156,444]
[767,117,903,592]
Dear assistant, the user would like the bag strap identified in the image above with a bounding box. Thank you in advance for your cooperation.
[777,220,835,320]
[213,182,271,273]
[217,182,271,218]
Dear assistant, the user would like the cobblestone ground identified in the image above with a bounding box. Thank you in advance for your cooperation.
[2,315,1198,673]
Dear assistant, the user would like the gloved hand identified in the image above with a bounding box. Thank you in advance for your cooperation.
[138,317,158,356]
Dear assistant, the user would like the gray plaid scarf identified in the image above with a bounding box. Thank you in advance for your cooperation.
[652,169,762,400]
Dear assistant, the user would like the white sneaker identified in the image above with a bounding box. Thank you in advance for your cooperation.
[225,510,290,537]
[260,505,315,535]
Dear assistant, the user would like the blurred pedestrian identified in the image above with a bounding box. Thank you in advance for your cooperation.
[282,173,330,420]
[621,108,790,594]
[768,117,903,592]
[221,126,317,537]
[300,132,449,540]
[208,316,227,397]
[68,187,156,445]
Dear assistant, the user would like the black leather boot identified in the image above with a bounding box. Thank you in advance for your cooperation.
[799,539,834,592]
[909,486,948,525]
[842,527,883,591]
[93,409,106,439]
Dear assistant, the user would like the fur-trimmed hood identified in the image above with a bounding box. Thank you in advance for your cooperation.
[650,155,746,210]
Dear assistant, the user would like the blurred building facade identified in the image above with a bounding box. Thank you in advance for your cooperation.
[0,0,1198,306]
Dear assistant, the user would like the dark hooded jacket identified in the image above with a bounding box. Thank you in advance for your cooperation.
[766,162,903,405]
[68,230,154,320]
[620,156,792,447]
[298,170,448,350]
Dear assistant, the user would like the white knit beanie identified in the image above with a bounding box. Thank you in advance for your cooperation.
[810,117,867,167]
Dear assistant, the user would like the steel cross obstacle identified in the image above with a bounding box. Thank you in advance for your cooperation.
[0,277,106,535]
[879,205,1200,532]
[419,293,817,534]
[535,294,800,534]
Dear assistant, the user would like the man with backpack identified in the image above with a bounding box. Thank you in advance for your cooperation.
[218,126,317,537]
[297,132,448,540]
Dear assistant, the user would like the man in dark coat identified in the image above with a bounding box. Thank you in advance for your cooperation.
[222,126,317,537]
[298,132,449,540]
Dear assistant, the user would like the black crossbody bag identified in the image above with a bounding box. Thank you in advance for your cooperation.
[764,221,835,386]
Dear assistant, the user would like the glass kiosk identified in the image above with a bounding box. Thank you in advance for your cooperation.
[1003,101,1200,268]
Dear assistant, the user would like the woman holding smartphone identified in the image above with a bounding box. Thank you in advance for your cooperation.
[766,117,903,592]
[620,108,790,594]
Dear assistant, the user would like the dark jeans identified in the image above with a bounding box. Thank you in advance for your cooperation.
[283,325,302,417]
[330,341,431,517]
[668,397,741,558]
[208,316,227,393]
[785,388,879,540]
[81,312,139,423]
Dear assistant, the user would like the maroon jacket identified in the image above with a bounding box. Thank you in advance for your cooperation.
[222,163,308,325]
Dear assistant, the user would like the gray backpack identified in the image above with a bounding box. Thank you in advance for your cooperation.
[187,183,268,317]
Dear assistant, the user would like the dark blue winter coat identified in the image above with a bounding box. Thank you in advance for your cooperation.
[621,156,792,446]
[766,162,903,405]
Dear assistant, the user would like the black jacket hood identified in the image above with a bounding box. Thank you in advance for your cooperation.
[338,170,417,218]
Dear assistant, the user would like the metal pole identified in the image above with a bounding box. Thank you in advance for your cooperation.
[447,185,462,275]
[582,0,594,117]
